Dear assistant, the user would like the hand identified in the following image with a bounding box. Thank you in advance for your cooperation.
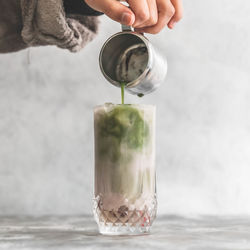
[84,0,183,34]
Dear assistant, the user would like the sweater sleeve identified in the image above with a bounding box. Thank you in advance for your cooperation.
[0,0,27,53]
[63,0,103,16]
[0,0,101,53]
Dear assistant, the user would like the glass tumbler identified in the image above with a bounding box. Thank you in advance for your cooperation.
[93,103,157,235]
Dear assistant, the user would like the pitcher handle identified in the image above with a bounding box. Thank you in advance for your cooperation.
[121,24,133,32]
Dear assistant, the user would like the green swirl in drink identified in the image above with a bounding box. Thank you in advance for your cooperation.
[95,105,149,163]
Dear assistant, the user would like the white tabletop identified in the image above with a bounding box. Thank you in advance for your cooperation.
[0,215,250,250]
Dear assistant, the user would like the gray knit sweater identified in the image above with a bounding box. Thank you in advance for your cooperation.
[0,0,101,53]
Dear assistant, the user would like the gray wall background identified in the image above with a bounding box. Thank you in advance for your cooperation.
[1,0,250,216]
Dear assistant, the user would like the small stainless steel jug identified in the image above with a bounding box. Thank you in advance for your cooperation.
[99,25,168,96]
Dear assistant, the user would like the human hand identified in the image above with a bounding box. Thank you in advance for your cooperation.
[84,0,183,34]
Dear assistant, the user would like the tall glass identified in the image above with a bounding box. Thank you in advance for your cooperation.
[93,103,157,235]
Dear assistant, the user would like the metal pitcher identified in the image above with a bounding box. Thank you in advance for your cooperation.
[99,25,168,96]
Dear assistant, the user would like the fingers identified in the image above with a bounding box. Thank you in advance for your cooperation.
[168,0,183,29]
[85,0,135,25]
[128,0,159,28]
[141,0,158,28]
[136,0,175,34]
[85,0,183,34]
[127,0,150,27]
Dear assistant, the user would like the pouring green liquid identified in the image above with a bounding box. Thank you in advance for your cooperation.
[120,82,125,105]
[120,82,144,104]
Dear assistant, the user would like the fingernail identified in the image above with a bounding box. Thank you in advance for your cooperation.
[169,21,176,29]
[121,12,133,25]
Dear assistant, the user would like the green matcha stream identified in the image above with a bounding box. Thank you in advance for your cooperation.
[120,82,144,103]
[120,82,125,105]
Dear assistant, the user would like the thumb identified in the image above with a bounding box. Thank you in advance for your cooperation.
[86,0,135,25]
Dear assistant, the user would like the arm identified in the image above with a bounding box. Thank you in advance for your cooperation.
[0,0,101,53]
[0,0,27,53]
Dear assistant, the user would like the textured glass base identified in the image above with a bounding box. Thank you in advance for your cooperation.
[98,222,151,235]
[93,195,157,235]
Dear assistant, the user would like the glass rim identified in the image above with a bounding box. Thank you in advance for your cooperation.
[94,103,156,111]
